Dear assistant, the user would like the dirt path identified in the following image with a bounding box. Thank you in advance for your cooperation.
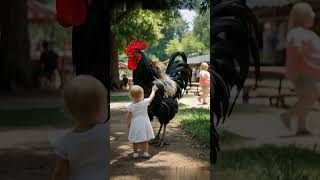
[0,127,65,180]
[109,102,210,180]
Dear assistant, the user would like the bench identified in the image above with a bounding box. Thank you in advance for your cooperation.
[186,82,200,96]
[242,66,296,107]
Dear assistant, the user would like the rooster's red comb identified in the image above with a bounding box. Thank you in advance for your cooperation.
[125,40,147,56]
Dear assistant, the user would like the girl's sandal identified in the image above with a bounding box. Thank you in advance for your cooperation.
[132,153,139,158]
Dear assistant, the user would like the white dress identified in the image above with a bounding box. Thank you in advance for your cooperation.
[127,99,155,143]
[51,123,109,180]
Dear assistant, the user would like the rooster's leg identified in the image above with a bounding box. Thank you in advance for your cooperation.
[155,124,169,147]
[150,124,163,144]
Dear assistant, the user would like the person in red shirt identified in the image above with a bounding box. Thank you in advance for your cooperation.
[197,62,210,104]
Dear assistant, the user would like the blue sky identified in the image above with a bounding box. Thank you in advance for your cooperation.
[179,9,197,30]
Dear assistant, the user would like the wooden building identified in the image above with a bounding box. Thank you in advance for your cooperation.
[187,54,210,69]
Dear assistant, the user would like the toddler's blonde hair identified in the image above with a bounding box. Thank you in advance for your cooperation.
[64,75,107,121]
[288,2,315,30]
[129,85,144,100]
[200,62,209,71]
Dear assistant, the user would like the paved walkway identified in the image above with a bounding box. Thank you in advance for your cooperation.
[177,94,320,151]
[221,105,320,150]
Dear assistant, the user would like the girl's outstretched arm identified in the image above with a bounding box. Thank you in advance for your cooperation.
[146,85,158,103]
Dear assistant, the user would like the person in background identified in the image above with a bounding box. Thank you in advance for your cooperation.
[40,40,59,89]
[122,74,129,90]
[192,68,197,82]
[275,23,287,66]
[281,2,320,136]
[263,22,277,64]
[197,62,210,105]
[196,69,200,82]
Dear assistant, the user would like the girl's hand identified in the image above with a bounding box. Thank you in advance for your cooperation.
[127,123,131,129]
[152,85,158,92]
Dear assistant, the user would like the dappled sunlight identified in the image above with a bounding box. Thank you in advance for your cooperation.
[114,131,125,135]
[116,144,131,150]
[110,166,210,180]
[110,102,128,110]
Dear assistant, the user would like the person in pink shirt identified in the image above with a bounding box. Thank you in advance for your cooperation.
[197,62,210,104]
[281,2,320,136]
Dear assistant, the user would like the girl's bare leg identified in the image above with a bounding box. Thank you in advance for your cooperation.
[133,143,138,153]
[282,87,319,132]
[198,89,203,103]
[143,141,149,153]
[202,90,209,104]
[295,89,318,132]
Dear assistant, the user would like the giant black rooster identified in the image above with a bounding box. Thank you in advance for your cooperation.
[125,40,191,147]
[210,0,261,164]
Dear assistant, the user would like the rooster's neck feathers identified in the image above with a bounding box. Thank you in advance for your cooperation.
[153,75,178,98]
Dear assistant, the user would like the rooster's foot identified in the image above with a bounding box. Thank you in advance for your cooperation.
[149,137,160,144]
[153,140,169,147]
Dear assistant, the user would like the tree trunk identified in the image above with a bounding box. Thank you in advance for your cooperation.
[0,0,32,92]
[110,31,120,90]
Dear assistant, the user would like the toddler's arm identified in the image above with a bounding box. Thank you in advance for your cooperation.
[127,112,132,128]
[146,85,158,103]
[52,157,69,180]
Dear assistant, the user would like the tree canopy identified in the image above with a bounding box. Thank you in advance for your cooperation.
[145,15,189,61]
[165,11,209,58]
[112,10,179,53]
[193,11,209,50]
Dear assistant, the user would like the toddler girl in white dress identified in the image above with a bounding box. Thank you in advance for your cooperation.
[127,85,158,158]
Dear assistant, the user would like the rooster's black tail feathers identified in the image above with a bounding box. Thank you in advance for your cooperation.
[211,0,260,123]
[166,52,192,99]
[210,0,261,164]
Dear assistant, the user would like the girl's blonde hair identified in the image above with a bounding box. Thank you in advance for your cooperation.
[64,75,107,121]
[288,2,315,30]
[129,85,143,100]
[200,62,209,71]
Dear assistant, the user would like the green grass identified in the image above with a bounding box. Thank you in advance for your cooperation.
[177,108,247,146]
[177,108,210,145]
[110,95,130,102]
[219,130,251,145]
[215,145,320,180]
[0,108,66,126]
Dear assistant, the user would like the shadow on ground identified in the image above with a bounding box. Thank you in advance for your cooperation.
[0,146,55,180]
